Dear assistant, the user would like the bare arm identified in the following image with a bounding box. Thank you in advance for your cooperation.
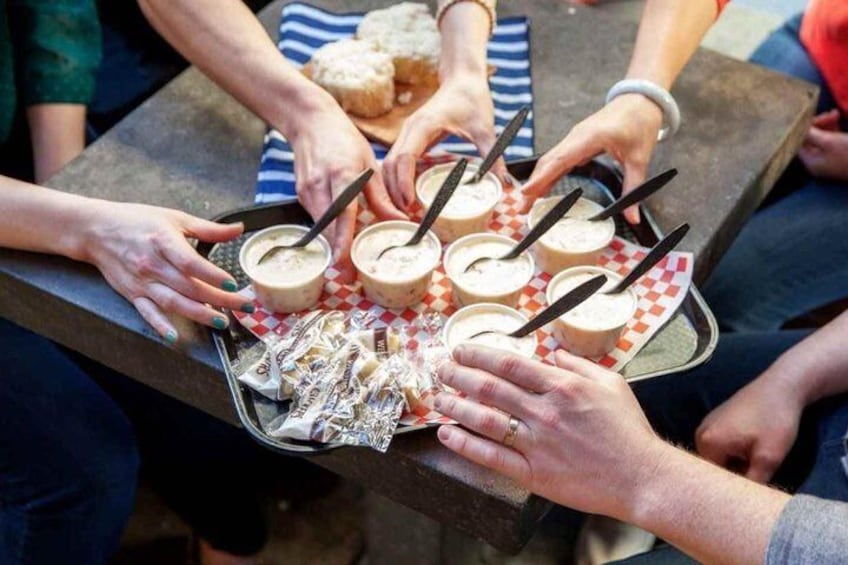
[383,1,496,210]
[696,311,848,481]
[521,0,719,222]
[433,346,790,564]
[138,0,405,282]
[26,104,87,184]
[0,174,249,341]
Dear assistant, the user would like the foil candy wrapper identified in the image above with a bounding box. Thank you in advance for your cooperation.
[234,310,441,451]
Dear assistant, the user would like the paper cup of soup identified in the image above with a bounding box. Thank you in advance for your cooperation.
[239,225,331,314]
[545,266,637,358]
[415,162,502,243]
[351,220,442,309]
[528,196,615,275]
[444,232,534,308]
[444,303,537,359]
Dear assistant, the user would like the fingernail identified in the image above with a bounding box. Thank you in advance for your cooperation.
[241,302,255,313]
[452,345,466,360]
[212,317,229,330]
[165,330,178,344]
[222,280,238,292]
[438,426,453,441]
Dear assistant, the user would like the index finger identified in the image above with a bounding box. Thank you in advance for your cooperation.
[363,167,407,221]
[520,132,602,213]
[159,236,239,291]
[453,345,557,394]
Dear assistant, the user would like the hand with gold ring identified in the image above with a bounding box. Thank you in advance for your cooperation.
[434,345,669,520]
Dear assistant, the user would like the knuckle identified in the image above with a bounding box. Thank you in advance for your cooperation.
[479,411,500,434]
[495,354,523,379]
[536,407,561,429]
[475,377,500,402]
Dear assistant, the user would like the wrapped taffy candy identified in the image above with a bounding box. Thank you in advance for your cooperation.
[234,310,441,451]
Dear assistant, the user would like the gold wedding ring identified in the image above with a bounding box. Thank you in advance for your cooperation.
[503,416,520,448]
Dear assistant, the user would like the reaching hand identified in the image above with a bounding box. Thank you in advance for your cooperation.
[695,374,804,483]
[520,93,663,223]
[383,75,504,213]
[434,346,668,518]
[289,103,407,283]
[81,202,250,343]
[798,113,848,182]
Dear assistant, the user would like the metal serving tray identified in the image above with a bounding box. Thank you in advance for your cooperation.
[198,157,718,455]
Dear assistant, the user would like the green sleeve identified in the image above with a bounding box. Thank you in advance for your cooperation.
[8,0,102,106]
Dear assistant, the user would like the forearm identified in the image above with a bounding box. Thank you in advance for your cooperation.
[438,2,491,81]
[26,104,86,183]
[763,310,848,405]
[138,0,337,141]
[627,442,790,564]
[0,175,95,261]
[626,0,718,89]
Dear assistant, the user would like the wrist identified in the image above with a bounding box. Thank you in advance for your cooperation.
[56,195,104,263]
[616,437,682,526]
[761,352,820,407]
[269,82,340,143]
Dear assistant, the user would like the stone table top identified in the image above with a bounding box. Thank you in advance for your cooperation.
[0,0,816,553]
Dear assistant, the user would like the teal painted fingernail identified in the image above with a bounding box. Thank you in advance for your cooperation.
[213,317,228,330]
[241,302,255,313]
[222,280,238,292]
[165,330,178,344]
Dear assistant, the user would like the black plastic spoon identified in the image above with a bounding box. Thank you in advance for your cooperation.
[588,168,678,222]
[377,159,467,260]
[468,274,607,340]
[607,223,690,294]
[464,105,530,185]
[257,168,373,265]
[462,188,584,273]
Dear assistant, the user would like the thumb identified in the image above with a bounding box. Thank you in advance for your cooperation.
[183,216,244,243]
[804,126,834,150]
[520,133,600,213]
[385,122,443,212]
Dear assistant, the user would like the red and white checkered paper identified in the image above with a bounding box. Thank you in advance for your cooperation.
[233,163,693,427]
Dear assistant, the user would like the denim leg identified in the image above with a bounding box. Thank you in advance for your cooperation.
[634,330,810,448]
[794,397,848,502]
[703,179,848,332]
[0,318,139,564]
[749,14,837,114]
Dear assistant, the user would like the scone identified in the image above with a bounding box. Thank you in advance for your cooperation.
[357,2,441,85]
[310,38,395,118]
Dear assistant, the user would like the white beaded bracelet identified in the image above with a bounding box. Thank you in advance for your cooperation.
[605,79,681,142]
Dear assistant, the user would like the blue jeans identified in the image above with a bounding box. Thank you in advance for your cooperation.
[0,318,139,564]
[616,330,848,564]
[702,14,848,332]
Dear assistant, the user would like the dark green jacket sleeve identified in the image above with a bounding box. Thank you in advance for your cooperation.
[8,0,102,106]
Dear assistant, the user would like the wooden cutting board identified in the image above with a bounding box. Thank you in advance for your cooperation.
[302,63,438,147]
[302,63,495,147]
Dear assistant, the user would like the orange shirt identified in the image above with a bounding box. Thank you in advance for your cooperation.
[800,0,848,113]
[717,0,848,112]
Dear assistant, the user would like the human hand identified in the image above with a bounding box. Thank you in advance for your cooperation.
[811,109,840,132]
[798,120,848,182]
[288,100,407,282]
[695,372,804,483]
[434,346,669,518]
[383,75,503,213]
[79,201,250,343]
[520,94,663,223]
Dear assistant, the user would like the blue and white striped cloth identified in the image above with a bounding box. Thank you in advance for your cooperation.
[255,2,534,203]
